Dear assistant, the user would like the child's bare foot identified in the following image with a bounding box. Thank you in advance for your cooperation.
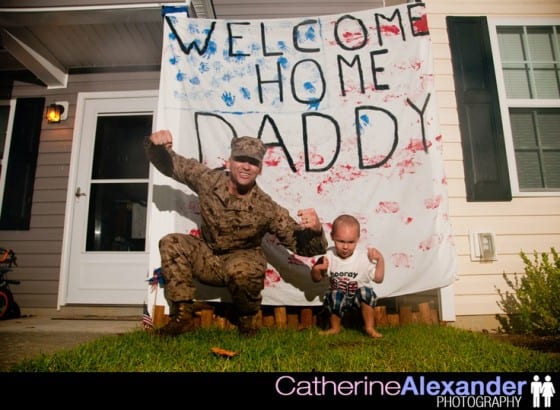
[319,328,341,336]
[364,327,383,338]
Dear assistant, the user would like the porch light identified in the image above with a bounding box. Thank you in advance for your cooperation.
[46,101,68,123]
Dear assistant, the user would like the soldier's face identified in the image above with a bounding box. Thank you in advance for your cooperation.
[228,157,262,188]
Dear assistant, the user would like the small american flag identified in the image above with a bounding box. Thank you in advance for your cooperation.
[147,267,165,290]
[142,303,153,329]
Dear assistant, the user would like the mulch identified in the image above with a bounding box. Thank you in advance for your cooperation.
[489,333,560,355]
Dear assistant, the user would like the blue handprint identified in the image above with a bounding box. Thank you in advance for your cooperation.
[222,91,235,107]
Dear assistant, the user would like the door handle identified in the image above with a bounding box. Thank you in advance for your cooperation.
[75,187,87,198]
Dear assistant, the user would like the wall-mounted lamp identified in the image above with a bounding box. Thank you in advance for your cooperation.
[46,101,68,123]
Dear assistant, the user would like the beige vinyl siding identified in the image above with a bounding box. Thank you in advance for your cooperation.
[426,0,560,318]
[427,0,560,17]
[0,70,159,308]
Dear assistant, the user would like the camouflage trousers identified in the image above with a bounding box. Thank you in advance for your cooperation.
[158,233,267,316]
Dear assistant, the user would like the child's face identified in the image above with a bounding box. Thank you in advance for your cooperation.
[331,223,360,259]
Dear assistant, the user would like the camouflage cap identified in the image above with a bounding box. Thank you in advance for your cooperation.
[230,136,266,163]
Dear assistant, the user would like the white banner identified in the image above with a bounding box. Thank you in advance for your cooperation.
[147,3,457,309]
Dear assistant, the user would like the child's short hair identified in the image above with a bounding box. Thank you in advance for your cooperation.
[331,214,360,235]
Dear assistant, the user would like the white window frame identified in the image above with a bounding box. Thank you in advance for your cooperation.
[0,98,16,213]
[488,17,560,197]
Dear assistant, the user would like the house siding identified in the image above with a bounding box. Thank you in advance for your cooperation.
[426,0,560,317]
[0,71,160,308]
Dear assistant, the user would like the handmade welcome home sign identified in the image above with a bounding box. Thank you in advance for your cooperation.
[146,2,457,313]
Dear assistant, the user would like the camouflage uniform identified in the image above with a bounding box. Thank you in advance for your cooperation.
[145,137,328,326]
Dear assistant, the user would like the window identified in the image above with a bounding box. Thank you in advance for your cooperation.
[490,20,560,195]
[0,98,44,230]
[0,99,16,214]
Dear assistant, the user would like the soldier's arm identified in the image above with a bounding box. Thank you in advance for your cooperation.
[310,256,328,282]
[144,134,209,190]
[268,204,327,257]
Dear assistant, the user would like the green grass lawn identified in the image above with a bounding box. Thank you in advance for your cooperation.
[8,324,558,372]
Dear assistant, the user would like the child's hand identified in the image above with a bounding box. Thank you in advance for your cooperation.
[367,247,383,264]
[367,248,385,283]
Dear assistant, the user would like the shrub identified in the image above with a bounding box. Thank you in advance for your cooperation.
[495,247,560,336]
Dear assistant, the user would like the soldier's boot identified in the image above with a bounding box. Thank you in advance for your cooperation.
[238,313,259,336]
[156,301,195,337]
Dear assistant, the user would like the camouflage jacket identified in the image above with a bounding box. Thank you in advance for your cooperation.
[145,139,328,256]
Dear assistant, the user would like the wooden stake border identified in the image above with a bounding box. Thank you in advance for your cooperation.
[149,301,442,330]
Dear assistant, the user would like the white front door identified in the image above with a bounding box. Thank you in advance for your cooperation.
[63,92,157,305]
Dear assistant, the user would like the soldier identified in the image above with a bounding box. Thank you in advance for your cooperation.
[145,130,328,336]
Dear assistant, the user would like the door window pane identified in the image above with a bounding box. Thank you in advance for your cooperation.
[86,183,148,251]
[92,115,151,180]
